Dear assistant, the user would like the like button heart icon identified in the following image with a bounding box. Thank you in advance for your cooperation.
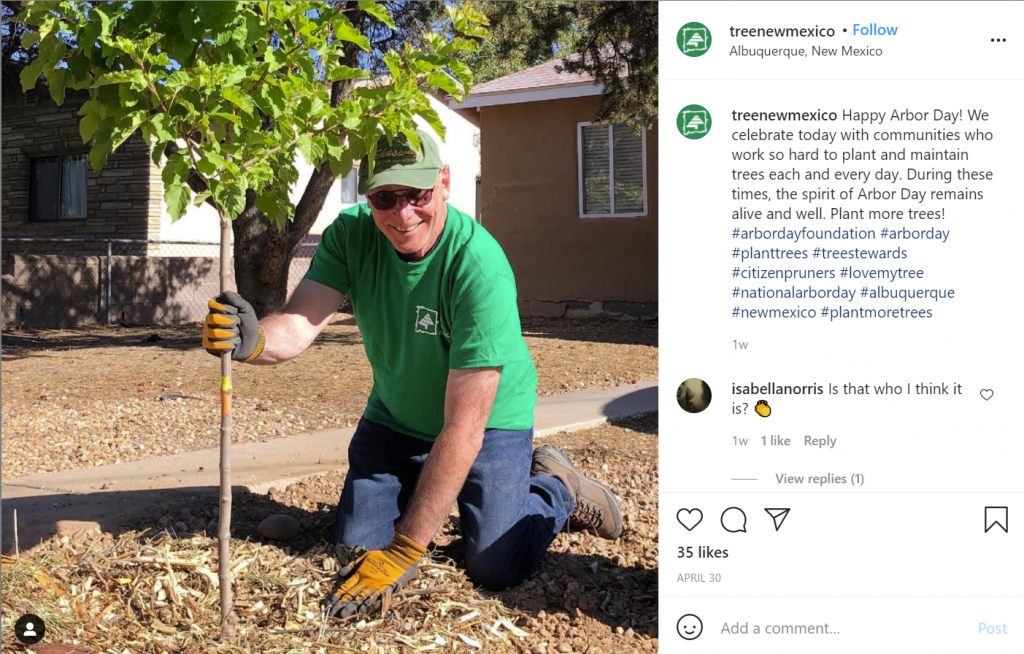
[677,508,703,531]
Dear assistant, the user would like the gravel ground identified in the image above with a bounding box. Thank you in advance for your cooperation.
[1,316,657,480]
[2,414,659,653]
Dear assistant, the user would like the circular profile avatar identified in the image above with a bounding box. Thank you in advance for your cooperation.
[677,378,712,414]
[677,104,711,139]
[678,22,712,57]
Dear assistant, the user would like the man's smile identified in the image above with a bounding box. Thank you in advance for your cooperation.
[392,223,420,233]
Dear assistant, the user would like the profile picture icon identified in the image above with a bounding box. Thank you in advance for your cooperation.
[677,378,712,413]
[15,613,45,644]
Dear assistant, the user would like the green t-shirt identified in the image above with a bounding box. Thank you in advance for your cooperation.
[304,202,538,440]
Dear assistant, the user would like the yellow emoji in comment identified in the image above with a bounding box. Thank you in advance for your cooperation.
[754,400,771,417]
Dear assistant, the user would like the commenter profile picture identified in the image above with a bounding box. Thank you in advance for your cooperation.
[677,378,712,414]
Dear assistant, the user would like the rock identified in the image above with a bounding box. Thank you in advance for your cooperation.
[179,507,191,520]
[174,521,189,533]
[257,514,301,541]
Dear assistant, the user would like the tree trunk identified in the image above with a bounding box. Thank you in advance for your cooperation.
[232,155,341,317]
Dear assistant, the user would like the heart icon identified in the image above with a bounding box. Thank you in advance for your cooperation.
[980,389,994,401]
[676,508,703,531]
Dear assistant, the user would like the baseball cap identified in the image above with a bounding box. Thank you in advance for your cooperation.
[358,129,443,194]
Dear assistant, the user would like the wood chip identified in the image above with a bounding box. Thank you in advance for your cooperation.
[458,634,482,649]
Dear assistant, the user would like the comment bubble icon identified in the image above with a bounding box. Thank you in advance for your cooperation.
[721,507,748,533]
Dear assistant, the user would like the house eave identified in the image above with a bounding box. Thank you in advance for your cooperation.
[450,83,604,111]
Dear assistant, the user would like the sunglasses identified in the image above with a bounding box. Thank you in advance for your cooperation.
[367,187,434,211]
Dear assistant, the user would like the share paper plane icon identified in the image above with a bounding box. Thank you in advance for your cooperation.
[764,508,791,532]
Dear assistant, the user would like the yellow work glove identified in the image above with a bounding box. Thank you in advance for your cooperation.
[325,532,426,618]
[202,291,265,362]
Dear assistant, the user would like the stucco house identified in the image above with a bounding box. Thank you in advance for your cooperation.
[450,53,658,319]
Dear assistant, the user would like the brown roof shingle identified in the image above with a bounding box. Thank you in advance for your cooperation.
[469,53,595,96]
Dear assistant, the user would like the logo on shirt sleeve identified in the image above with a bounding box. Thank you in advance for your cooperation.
[415,306,439,335]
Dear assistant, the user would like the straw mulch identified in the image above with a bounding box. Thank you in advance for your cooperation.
[1,415,659,654]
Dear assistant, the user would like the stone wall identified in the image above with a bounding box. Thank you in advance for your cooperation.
[1,88,162,243]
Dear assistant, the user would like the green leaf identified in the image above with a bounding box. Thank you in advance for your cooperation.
[209,112,243,127]
[264,46,285,73]
[151,141,168,166]
[94,69,145,87]
[90,137,112,171]
[309,96,325,117]
[110,111,147,150]
[255,190,291,227]
[45,69,67,105]
[150,113,177,141]
[382,51,401,80]
[165,70,191,91]
[21,30,40,49]
[162,154,191,187]
[192,190,212,207]
[447,60,474,87]
[253,85,287,118]
[196,157,217,177]
[19,56,47,92]
[329,158,353,178]
[222,87,253,115]
[417,104,446,141]
[357,1,395,29]
[297,133,314,162]
[326,64,370,82]
[332,15,371,52]
[79,111,102,144]
[165,183,191,222]
[219,64,248,88]
[213,180,245,219]
[92,3,115,38]
[214,28,235,47]
[118,83,140,108]
[427,71,463,102]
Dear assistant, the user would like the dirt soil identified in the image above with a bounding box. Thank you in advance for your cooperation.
[1,316,657,480]
[1,414,659,654]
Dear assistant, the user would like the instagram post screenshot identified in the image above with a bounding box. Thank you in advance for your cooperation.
[1,2,659,652]
[662,1,1021,653]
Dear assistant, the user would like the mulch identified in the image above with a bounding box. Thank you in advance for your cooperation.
[0,414,659,654]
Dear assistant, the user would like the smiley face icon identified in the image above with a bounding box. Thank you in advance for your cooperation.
[754,400,771,417]
[677,614,703,640]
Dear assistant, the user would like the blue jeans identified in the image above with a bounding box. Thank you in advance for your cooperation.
[333,418,576,590]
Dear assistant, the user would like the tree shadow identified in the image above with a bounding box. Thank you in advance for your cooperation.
[1,250,217,333]
[603,398,659,435]
[521,316,658,347]
[1,312,362,361]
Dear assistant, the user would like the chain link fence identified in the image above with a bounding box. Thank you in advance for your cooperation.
[1,238,319,329]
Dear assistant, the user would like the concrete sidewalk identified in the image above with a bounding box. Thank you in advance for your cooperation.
[1,380,656,553]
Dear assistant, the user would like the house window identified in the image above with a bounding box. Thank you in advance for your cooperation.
[577,122,647,218]
[29,154,89,221]
[340,165,365,204]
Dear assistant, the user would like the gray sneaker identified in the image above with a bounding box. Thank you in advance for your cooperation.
[531,445,623,539]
